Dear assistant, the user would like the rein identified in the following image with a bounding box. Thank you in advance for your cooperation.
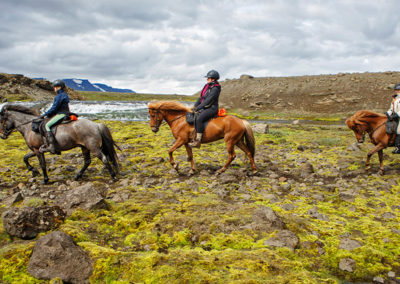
[150,108,186,129]
[368,121,386,136]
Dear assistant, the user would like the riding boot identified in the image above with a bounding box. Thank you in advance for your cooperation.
[39,131,57,154]
[392,135,400,154]
[189,133,203,148]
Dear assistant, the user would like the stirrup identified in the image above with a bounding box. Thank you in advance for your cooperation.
[189,140,201,148]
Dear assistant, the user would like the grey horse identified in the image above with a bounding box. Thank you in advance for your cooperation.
[0,103,119,184]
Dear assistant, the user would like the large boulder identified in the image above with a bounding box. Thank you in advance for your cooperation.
[28,231,93,284]
[55,182,108,216]
[2,206,66,239]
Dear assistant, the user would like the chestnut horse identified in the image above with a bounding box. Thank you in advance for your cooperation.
[346,110,395,175]
[148,101,257,175]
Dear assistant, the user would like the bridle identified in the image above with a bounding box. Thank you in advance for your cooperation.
[0,110,36,138]
[149,108,185,131]
[355,121,386,141]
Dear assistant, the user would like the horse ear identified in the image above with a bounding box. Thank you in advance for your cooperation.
[345,117,354,128]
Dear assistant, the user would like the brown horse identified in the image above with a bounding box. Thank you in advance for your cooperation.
[148,101,257,175]
[0,103,119,184]
[346,110,395,175]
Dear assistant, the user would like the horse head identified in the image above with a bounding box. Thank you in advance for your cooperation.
[346,110,383,143]
[0,105,15,139]
[148,107,164,133]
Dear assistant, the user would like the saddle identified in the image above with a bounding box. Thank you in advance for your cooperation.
[32,113,79,137]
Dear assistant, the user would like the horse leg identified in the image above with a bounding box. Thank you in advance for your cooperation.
[168,138,185,172]
[184,144,195,175]
[378,149,384,175]
[216,139,236,175]
[24,151,40,177]
[236,139,258,174]
[74,147,91,180]
[365,144,385,173]
[37,153,49,184]
[94,150,117,181]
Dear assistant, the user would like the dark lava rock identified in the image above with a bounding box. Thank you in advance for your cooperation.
[28,231,93,284]
[3,206,65,239]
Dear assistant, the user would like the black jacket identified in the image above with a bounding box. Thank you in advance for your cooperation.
[194,82,221,112]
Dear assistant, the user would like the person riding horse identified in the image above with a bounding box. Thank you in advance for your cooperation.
[189,70,221,148]
[39,79,70,154]
[385,83,400,154]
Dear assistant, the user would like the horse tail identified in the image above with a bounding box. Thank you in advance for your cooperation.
[99,123,120,173]
[242,120,255,158]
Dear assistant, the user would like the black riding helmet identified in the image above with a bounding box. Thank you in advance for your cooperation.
[395,83,400,90]
[53,79,66,90]
[205,70,220,80]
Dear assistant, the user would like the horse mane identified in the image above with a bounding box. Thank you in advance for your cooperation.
[148,101,190,112]
[3,104,39,116]
[346,110,385,128]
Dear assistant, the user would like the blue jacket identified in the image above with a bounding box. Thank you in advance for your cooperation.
[42,89,70,117]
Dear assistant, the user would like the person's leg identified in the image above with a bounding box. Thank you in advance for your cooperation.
[393,122,400,154]
[189,109,214,148]
[40,114,65,154]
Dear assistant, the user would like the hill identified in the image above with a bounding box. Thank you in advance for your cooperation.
[0,73,82,101]
[213,71,400,115]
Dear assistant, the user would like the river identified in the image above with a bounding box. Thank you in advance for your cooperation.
[9,100,345,125]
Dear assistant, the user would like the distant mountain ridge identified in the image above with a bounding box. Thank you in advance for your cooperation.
[63,78,135,93]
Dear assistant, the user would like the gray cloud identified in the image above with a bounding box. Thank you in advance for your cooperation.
[1,0,400,94]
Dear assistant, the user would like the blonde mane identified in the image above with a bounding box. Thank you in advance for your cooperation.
[148,101,190,112]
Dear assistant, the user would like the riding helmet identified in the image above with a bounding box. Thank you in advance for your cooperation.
[53,79,66,89]
[205,70,220,80]
[394,83,400,90]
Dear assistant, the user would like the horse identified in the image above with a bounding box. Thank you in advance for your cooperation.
[345,110,395,175]
[0,103,119,184]
[148,101,257,175]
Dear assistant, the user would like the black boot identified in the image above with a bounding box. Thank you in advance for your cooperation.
[189,133,203,148]
[392,135,400,154]
[40,131,57,154]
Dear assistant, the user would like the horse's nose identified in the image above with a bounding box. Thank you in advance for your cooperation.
[151,127,158,133]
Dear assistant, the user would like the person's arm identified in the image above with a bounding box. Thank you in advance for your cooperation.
[41,94,63,118]
[195,87,220,111]
[194,97,201,108]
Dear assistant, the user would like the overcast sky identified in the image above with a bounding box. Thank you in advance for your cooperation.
[1,0,400,94]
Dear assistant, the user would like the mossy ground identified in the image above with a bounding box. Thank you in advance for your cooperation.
[0,119,400,283]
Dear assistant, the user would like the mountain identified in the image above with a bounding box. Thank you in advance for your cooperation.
[63,78,135,93]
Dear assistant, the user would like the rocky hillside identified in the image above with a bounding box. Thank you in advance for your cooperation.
[216,72,400,114]
[0,73,82,101]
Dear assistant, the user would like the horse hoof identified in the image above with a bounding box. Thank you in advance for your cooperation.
[379,170,384,176]
[42,179,49,185]
[74,174,82,181]
[31,169,39,177]
[173,163,179,171]
[188,170,195,176]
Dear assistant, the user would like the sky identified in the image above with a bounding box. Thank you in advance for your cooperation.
[1,0,400,95]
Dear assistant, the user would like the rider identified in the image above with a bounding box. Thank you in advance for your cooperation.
[189,70,221,148]
[386,83,400,154]
[39,79,70,154]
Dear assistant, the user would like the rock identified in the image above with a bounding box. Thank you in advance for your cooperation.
[252,123,269,134]
[55,183,108,216]
[252,206,285,231]
[308,207,330,221]
[3,192,23,205]
[382,212,396,219]
[28,231,93,284]
[347,142,361,151]
[339,237,362,251]
[339,257,356,272]
[264,230,299,251]
[3,206,66,239]
[300,163,314,178]
[373,276,384,283]
[218,174,237,184]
